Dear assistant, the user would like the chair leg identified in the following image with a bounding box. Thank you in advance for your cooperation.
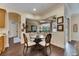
[42,46,48,56]
[26,46,28,53]
[49,44,51,55]
[43,44,48,56]
[23,45,26,55]
[45,44,51,56]
[23,45,28,56]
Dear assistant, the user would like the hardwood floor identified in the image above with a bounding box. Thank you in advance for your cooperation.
[0,44,64,56]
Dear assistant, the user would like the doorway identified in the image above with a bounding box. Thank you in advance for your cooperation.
[8,12,21,47]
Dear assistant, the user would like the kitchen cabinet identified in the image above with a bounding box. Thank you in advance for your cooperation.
[0,9,6,28]
[0,36,5,54]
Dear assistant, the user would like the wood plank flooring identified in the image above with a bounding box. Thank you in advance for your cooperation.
[0,44,64,56]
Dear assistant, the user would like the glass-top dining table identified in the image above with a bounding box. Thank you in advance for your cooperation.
[30,34,45,50]
[29,33,48,55]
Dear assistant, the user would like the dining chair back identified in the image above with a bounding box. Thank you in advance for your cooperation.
[45,33,52,45]
[45,33,52,55]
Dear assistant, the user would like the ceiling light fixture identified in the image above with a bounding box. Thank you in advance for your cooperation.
[33,8,36,11]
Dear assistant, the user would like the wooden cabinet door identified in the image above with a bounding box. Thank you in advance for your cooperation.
[0,36,4,54]
[0,9,6,28]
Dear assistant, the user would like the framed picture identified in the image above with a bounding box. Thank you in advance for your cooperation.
[73,24,78,32]
[57,16,64,24]
[57,25,64,31]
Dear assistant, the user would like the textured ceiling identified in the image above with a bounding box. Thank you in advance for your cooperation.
[67,3,79,15]
[1,3,63,16]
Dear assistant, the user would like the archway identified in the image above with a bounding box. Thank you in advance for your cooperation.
[8,12,21,47]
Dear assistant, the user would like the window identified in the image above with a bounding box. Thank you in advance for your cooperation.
[40,23,50,32]
[52,21,57,32]
[31,25,37,32]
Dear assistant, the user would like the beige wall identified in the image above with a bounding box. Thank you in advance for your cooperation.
[42,5,64,48]
[42,5,64,19]
[71,14,79,41]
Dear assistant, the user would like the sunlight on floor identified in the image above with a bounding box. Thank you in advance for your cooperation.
[65,42,77,56]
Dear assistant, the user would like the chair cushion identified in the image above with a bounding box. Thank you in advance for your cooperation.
[24,41,36,46]
[39,40,50,46]
[25,33,30,42]
[39,40,45,46]
[28,41,36,46]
